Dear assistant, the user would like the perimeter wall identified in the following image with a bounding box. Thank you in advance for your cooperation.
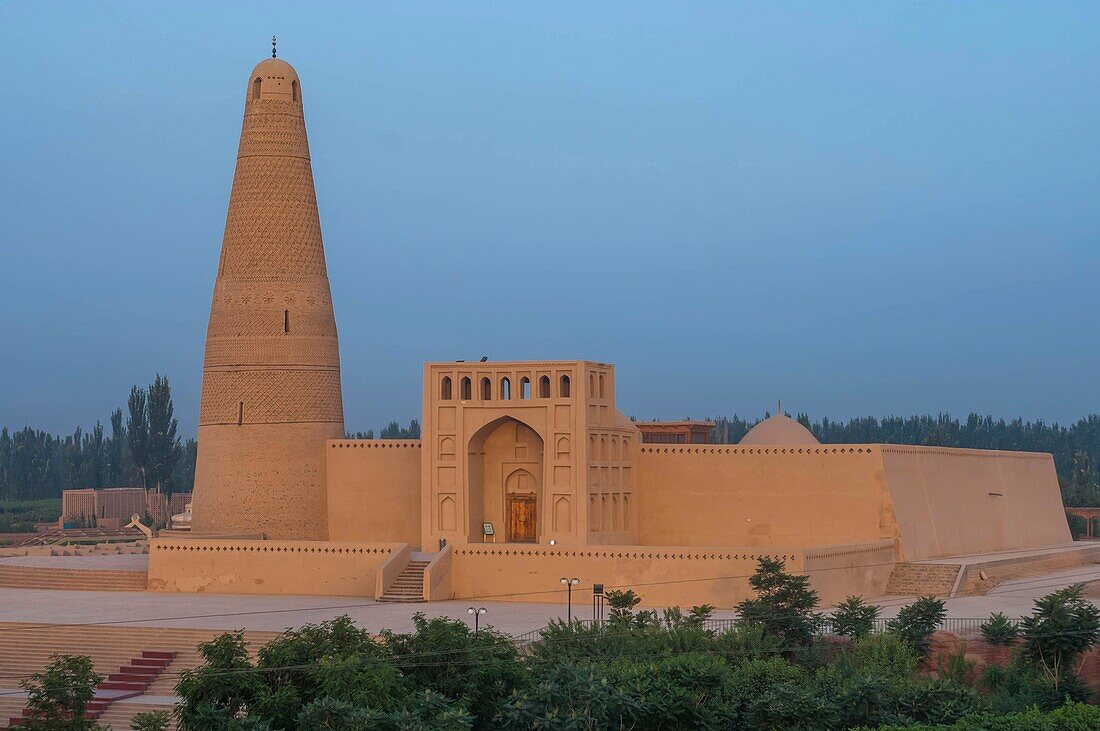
[325,440,421,544]
[634,445,894,548]
[147,538,404,596]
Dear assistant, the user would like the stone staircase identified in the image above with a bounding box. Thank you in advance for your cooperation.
[9,650,175,726]
[378,560,428,602]
[0,565,147,592]
[0,623,281,729]
[885,562,962,597]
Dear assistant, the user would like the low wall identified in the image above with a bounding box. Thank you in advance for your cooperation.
[147,538,404,596]
[326,440,422,545]
[803,539,897,605]
[449,544,808,607]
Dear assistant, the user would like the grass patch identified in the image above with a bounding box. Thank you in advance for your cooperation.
[0,498,61,532]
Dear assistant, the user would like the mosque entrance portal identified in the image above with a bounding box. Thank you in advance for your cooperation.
[467,417,544,543]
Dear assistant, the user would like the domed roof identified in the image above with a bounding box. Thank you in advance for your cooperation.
[740,413,819,446]
[247,58,300,102]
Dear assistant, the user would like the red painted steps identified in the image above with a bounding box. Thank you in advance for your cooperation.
[8,649,175,727]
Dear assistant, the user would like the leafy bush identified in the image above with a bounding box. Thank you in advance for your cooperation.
[381,612,526,727]
[887,596,946,658]
[605,588,642,625]
[130,710,171,731]
[860,699,1100,730]
[844,632,920,688]
[934,642,974,685]
[980,612,1018,646]
[495,663,640,729]
[735,556,822,647]
[1019,583,1100,693]
[19,654,103,730]
[833,595,880,641]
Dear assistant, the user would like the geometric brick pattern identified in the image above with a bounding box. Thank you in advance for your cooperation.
[199,369,343,425]
[192,57,344,539]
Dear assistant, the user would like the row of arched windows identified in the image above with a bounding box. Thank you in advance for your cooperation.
[440,374,571,401]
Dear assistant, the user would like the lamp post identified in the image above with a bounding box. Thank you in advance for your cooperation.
[467,606,486,635]
[560,577,580,622]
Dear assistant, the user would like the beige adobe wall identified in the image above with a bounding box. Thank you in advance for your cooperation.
[802,539,897,605]
[449,544,806,607]
[326,440,421,545]
[880,446,1071,560]
[635,445,893,548]
[147,538,403,596]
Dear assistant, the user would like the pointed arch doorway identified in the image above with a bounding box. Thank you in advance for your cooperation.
[467,417,544,543]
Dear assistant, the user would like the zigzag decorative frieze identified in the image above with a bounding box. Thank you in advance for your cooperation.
[203,337,341,368]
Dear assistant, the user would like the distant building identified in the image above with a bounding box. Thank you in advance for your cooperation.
[61,488,191,529]
[637,421,714,444]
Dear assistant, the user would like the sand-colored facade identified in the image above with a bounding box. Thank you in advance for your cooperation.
[170,54,1071,606]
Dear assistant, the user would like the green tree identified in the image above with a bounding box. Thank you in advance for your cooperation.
[887,595,946,658]
[127,385,149,490]
[831,595,880,641]
[20,654,104,730]
[1019,583,1100,693]
[735,556,821,647]
[145,374,182,497]
[980,612,1019,646]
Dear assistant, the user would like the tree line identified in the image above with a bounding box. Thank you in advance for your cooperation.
[7,402,1100,507]
[0,375,192,501]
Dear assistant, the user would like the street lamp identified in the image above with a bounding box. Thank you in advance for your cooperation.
[467,606,487,634]
[560,577,580,622]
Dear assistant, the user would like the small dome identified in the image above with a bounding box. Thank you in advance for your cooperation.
[740,414,819,446]
[248,58,301,102]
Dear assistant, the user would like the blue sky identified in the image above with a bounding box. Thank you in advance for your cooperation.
[2,2,1098,436]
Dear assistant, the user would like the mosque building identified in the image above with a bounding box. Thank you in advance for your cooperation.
[148,52,1073,606]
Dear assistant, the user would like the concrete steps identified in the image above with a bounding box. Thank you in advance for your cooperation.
[9,650,175,726]
[885,562,962,597]
[0,623,281,728]
[0,565,147,592]
[378,560,428,602]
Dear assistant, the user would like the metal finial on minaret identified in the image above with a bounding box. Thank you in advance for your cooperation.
[777,399,782,416]
[272,35,277,58]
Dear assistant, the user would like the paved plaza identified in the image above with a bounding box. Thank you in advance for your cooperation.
[0,553,1098,637]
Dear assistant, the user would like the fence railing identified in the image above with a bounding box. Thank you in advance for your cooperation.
[510,615,1021,644]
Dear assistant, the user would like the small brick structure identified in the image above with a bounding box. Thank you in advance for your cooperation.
[61,488,191,528]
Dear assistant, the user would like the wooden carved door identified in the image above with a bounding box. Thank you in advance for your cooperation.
[507,495,537,542]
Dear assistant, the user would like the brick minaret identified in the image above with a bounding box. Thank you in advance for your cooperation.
[191,56,344,539]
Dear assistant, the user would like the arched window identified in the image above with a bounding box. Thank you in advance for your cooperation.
[500,377,511,400]
[559,375,570,398]
[252,77,262,100]
[520,377,531,399]
[460,377,472,400]
[598,374,605,398]
[237,401,244,426]
[539,375,551,398]
[589,373,596,397]
[480,377,492,400]
[440,376,452,400]
[291,79,299,102]
[283,310,289,333]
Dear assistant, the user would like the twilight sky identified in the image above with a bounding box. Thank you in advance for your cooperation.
[2,2,1099,437]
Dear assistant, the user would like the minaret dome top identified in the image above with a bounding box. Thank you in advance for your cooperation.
[248,58,301,103]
